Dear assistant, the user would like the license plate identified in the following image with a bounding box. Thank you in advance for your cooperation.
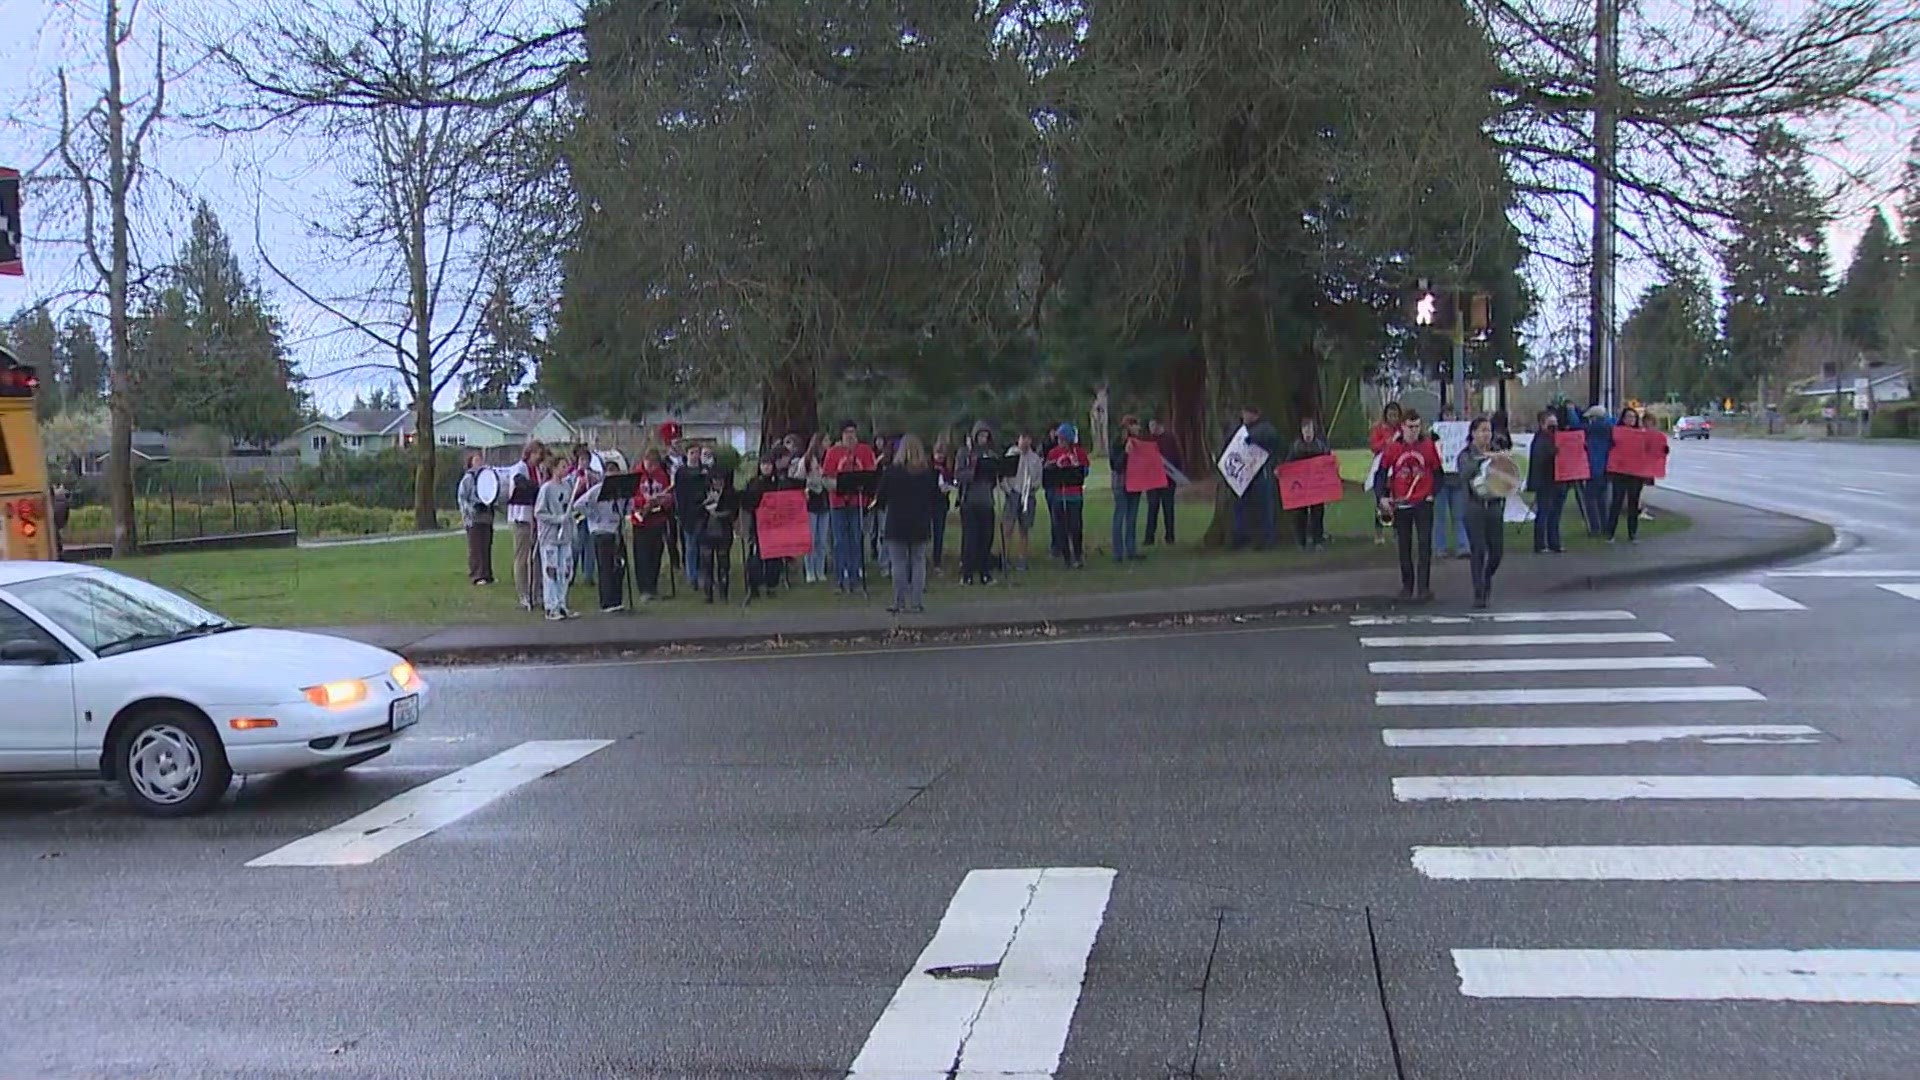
[390,695,420,731]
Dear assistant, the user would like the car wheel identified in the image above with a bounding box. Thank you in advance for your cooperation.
[116,708,232,817]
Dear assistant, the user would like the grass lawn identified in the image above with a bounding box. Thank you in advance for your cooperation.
[101,472,1685,628]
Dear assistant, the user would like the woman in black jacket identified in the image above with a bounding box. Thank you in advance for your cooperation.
[876,434,941,614]
[1527,409,1566,554]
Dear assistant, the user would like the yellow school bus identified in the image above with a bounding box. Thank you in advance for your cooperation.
[0,344,55,561]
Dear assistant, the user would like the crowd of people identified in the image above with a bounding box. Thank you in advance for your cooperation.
[1368,397,1661,609]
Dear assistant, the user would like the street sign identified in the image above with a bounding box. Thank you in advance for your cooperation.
[0,167,22,276]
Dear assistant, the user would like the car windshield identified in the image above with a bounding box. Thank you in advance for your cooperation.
[9,571,241,658]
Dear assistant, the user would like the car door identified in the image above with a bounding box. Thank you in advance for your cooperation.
[0,596,78,772]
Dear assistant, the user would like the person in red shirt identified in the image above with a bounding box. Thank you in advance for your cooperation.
[1368,401,1404,546]
[627,449,675,601]
[1143,418,1181,545]
[822,420,877,592]
[1042,422,1091,568]
[1374,408,1443,601]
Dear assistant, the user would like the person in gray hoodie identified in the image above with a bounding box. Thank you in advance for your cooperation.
[998,431,1044,572]
[954,420,1001,585]
[534,458,579,620]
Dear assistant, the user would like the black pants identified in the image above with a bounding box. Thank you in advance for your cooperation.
[633,527,666,596]
[703,543,732,601]
[593,532,624,610]
[931,492,950,567]
[1606,477,1645,540]
[1057,497,1085,565]
[465,521,494,583]
[1294,504,1325,548]
[1465,497,1505,599]
[1393,501,1435,594]
[960,499,996,577]
[1143,486,1176,544]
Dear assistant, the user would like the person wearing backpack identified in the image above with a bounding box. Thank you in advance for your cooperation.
[1375,409,1443,602]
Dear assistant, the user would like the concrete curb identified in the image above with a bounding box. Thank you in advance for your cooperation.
[1546,491,1835,595]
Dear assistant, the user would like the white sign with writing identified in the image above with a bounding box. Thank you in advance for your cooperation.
[1216,426,1270,497]
[1433,421,1470,473]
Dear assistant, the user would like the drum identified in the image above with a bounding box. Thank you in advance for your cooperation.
[474,467,503,507]
[1473,451,1524,499]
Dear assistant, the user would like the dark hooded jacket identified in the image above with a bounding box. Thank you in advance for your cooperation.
[955,421,1000,508]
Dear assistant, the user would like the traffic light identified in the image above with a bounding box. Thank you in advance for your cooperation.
[1407,280,1456,330]
[0,166,21,276]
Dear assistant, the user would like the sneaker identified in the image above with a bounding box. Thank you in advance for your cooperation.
[544,610,565,621]
[885,605,901,614]
[909,605,925,614]
[602,604,627,614]
[563,608,581,620]
[1550,547,1566,554]
[1472,596,1488,610]
[1416,590,1436,603]
[962,575,975,586]
[981,573,994,585]
[1397,587,1414,600]
[519,599,534,611]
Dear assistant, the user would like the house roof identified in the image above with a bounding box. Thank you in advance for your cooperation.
[332,409,410,435]
[84,430,171,457]
[1793,369,1908,396]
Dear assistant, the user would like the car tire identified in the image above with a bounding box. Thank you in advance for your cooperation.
[115,708,232,817]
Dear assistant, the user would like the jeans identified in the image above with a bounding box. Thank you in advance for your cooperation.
[1294,505,1325,548]
[1465,497,1505,599]
[539,539,573,613]
[1393,501,1435,594]
[806,510,830,580]
[959,498,996,577]
[1232,482,1278,548]
[1433,478,1469,553]
[465,521,494,583]
[887,539,929,610]
[830,506,864,589]
[1143,486,1175,544]
[574,519,595,584]
[1606,476,1645,540]
[1110,488,1140,560]
[593,530,623,609]
[512,520,537,606]
[633,526,666,596]
[931,492,950,567]
[1581,476,1611,536]
[681,520,706,587]
[1058,496,1085,564]
[1532,483,1567,552]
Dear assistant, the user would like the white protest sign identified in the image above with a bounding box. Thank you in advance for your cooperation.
[1433,421,1470,473]
[1216,426,1270,497]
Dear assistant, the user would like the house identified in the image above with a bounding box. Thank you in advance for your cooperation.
[278,407,578,465]
[78,430,172,475]
[575,401,763,457]
[1792,366,1911,410]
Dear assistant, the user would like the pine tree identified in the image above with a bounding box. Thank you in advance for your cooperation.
[1894,133,1920,364]
[58,316,108,408]
[458,276,534,410]
[1837,210,1899,354]
[1622,264,1723,408]
[1721,126,1831,406]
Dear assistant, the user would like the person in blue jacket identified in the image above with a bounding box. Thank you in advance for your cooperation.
[1566,404,1614,537]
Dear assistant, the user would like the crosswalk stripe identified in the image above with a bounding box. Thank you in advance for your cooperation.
[848,867,1114,1079]
[1452,949,1920,1003]
[245,739,614,867]
[1381,724,1823,747]
[1349,610,1637,626]
[1697,583,1806,610]
[1769,569,1920,578]
[1369,655,1712,675]
[1879,583,1920,602]
[1393,775,1920,802]
[1376,685,1764,706]
[1413,846,1920,881]
[1359,631,1673,648]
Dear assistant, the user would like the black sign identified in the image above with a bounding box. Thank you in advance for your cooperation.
[1,168,21,276]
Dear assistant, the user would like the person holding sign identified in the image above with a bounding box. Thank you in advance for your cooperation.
[1284,416,1332,550]
[1431,413,1472,560]
[1605,407,1653,543]
[1230,405,1283,550]
[1375,409,1443,602]
[1143,419,1181,546]
[877,435,941,614]
[1043,423,1091,568]
[1458,416,1514,609]
[955,420,1003,585]
[1525,410,1568,554]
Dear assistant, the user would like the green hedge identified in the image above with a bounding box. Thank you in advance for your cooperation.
[65,500,456,542]
[1870,402,1918,439]
[291,447,466,510]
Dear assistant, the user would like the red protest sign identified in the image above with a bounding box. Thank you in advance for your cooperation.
[1608,426,1668,480]
[1278,454,1343,509]
[1123,437,1169,493]
[756,489,812,558]
[1552,430,1590,483]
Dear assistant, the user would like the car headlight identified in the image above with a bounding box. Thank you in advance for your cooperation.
[391,662,422,692]
[304,679,369,708]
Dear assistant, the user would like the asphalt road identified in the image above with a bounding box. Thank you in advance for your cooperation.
[4,437,1917,1079]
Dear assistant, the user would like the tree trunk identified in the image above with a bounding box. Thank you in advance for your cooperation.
[759,353,819,451]
[409,161,438,531]
[104,0,137,557]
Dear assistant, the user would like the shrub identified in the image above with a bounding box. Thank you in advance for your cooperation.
[1870,401,1918,439]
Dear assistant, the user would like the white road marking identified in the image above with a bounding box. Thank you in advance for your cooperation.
[1879,583,1920,602]
[1349,610,1637,626]
[1376,685,1764,706]
[1767,569,1920,578]
[1382,724,1822,747]
[1696,583,1806,611]
[1453,949,1920,1004]
[246,739,614,867]
[1393,775,1920,802]
[1369,655,1712,675]
[1839,486,1888,496]
[1358,631,1673,649]
[1414,846,1920,881]
[848,867,1115,1080]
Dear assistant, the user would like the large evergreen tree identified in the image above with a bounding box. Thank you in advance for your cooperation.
[1721,126,1831,405]
[1621,264,1722,407]
[458,276,535,410]
[1836,210,1899,355]
[58,317,108,410]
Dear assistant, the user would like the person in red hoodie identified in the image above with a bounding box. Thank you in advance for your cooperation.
[1374,408,1442,601]
[627,448,675,601]
[823,420,878,593]
[1367,401,1404,547]
[1042,422,1091,568]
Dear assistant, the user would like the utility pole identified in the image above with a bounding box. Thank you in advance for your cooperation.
[1589,0,1619,412]
[1452,294,1468,418]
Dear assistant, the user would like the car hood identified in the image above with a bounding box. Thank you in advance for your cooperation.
[120,627,406,700]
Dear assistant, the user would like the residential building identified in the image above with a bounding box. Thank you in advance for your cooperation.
[278,407,578,465]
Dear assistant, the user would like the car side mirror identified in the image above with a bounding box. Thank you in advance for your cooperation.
[0,638,63,665]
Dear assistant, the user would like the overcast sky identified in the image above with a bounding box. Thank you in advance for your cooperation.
[1,0,1912,412]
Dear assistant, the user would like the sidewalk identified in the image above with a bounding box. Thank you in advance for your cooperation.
[315,488,1830,662]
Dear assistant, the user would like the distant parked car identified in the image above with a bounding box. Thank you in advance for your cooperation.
[1675,415,1712,440]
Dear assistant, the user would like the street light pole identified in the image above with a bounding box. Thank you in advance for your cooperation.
[1589,0,1619,411]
